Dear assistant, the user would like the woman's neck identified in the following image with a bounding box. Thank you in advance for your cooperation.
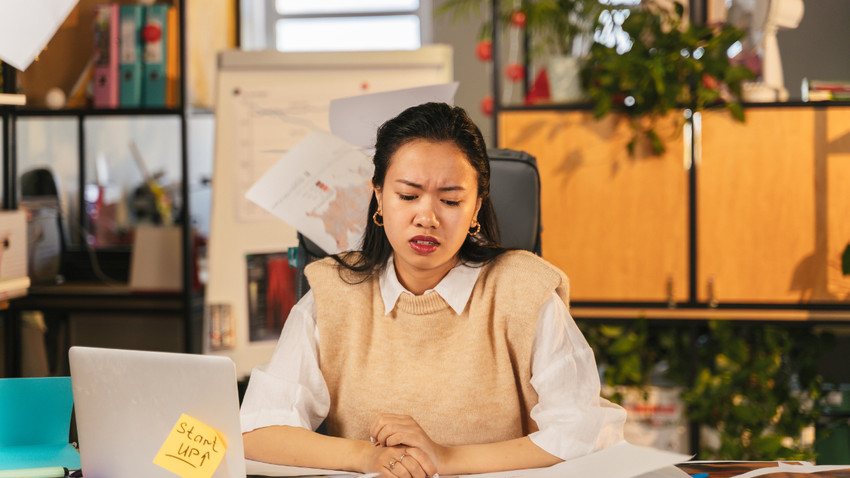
[393,256,458,295]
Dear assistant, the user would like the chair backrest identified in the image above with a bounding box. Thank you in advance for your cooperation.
[294,148,542,300]
[19,168,66,283]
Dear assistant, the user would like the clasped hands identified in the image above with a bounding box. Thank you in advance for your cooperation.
[366,414,444,478]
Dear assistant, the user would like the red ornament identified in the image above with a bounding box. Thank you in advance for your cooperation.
[701,73,719,90]
[475,39,492,62]
[510,11,526,28]
[505,63,525,82]
[481,96,494,116]
[142,24,162,43]
[525,68,551,105]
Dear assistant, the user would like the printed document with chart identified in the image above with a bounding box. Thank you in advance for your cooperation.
[245,131,373,255]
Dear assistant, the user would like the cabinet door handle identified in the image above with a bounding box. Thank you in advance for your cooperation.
[684,111,703,170]
[707,275,719,308]
[684,111,693,171]
[666,276,676,309]
[693,111,702,168]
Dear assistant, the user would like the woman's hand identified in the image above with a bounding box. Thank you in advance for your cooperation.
[364,444,437,478]
[370,414,446,472]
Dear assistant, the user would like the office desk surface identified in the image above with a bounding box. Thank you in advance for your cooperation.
[678,461,850,477]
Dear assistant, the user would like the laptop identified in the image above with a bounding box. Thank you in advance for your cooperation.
[68,346,246,478]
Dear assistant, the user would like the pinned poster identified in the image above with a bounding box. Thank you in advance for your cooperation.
[153,414,226,478]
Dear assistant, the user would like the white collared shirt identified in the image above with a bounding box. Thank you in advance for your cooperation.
[240,256,626,461]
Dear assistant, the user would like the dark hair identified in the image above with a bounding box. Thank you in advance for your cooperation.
[335,102,506,278]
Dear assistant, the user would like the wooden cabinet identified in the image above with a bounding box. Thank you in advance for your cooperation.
[698,107,850,304]
[499,109,690,303]
[499,105,850,311]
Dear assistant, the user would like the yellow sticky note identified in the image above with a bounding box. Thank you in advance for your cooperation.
[153,413,226,478]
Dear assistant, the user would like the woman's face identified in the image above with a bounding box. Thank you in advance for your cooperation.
[374,139,482,293]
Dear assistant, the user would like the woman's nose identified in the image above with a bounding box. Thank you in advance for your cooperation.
[414,203,439,228]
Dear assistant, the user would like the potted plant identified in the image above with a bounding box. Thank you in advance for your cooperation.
[580,318,832,459]
[579,1,755,155]
[437,0,603,103]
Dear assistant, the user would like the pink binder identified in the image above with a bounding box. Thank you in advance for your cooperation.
[93,3,119,108]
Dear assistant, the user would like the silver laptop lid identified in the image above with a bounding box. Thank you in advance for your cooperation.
[69,346,245,478]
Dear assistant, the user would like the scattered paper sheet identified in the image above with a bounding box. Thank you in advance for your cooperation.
[245,459,376,477]
[440,441,691,478]
[634,465,693,478]
[520,441,690,478]
[245,131,373,255]
[329,82,459,148]
[0,0,79,70]
[246,442,689,478]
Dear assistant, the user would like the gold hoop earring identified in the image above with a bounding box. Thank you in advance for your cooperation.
[372,210,384,227]
[468,222,480,236]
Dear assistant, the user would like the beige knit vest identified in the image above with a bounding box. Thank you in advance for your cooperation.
[305,250,570,446]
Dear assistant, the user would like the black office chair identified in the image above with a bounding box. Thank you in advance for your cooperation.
[293,148,541,300]
[20,168,66,284]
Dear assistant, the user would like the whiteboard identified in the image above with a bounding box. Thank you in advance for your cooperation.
[205,46,453,377]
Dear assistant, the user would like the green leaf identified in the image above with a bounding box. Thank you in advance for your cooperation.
[608,332,641,355]
[727,102,746,122]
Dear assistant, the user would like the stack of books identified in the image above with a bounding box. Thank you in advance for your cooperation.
[92,2,180,109]
[802,78,850,102]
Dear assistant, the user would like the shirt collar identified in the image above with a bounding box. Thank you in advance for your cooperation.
[379,254,482,315]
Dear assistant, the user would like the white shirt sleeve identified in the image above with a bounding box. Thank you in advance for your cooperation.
[239,290,331,434]
[527,293,627,460]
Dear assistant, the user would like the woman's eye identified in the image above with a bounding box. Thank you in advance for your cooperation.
[399,194,416,201]
[443,200,460,207]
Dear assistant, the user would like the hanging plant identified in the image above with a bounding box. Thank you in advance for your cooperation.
[580,1,755,155]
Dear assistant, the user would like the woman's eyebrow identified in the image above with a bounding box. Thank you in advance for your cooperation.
[395,179,466,192]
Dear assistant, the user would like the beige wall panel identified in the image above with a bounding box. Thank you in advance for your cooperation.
[698,107,850,303]
[499,110,689,302]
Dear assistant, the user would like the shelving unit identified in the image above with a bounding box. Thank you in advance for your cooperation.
[2,0,201,378]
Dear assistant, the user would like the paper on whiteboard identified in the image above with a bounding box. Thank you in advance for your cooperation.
[330,82,459,148]
[245,131,373,255]
[231,86,333,223]
[0,0,79,70]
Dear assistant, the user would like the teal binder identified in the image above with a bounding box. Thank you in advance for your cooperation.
[118,4,144,107]
[142,4,169,107]
[0,377,80,471]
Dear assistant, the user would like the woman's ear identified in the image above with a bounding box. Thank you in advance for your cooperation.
[473,197,483,222]
[373,183,383,211]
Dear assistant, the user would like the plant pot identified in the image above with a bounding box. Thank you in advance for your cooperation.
[606,385,690,454]
[548,55,585,103]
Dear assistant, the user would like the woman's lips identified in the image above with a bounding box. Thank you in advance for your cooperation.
[409,235,439,254]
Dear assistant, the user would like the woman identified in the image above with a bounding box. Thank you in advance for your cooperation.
[240,102,625,478]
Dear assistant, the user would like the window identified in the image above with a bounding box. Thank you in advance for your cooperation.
[268,0,431,52]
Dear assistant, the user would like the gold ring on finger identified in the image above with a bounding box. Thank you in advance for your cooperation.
[398,453,407,461]
[389,459,396,470]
